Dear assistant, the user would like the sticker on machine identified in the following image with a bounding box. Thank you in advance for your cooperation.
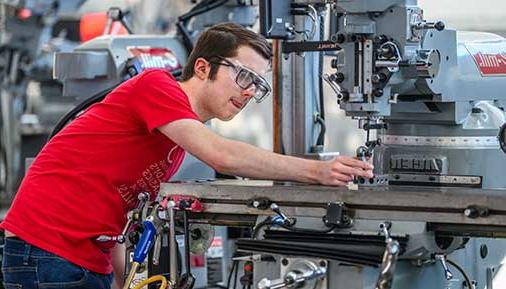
[127,46,182,71]
[465,41,506,76]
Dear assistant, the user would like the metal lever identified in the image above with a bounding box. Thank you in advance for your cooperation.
[257,262,326,289]
[412,21,445,31]
[323,73,344,100]
[152,232,162,266]
[179,203,196,289]
[375,222,400,289]
[168,201,178,286]
[270,203,295,226]
[380,222,392,241]
[435,254,453,280]
[103,7,134,35]
[97,192,149,243]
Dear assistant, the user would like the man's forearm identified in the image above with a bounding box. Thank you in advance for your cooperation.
[216,139,321,183]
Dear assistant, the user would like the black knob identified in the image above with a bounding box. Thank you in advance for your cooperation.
[464,205,489,219]
[373,88,384,97]
[377,45,396,59]
[356,146,368,158]
[128,231,140,244]
[334,73,345,83]
[372,73,387,84]
[331,59,339,69]
[179,199,191,209]
[333,33,346,44]
[435,21,445,31]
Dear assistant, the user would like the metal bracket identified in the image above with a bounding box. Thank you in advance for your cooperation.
[323,202,353,228]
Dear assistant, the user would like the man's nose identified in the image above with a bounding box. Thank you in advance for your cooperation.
[241,84,256,99]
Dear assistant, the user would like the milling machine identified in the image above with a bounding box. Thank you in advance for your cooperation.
[158,1,506,289]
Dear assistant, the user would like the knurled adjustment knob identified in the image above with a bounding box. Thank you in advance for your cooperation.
[434,21,445,31]
[330,73,345,83]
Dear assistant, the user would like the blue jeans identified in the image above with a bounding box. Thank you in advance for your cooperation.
[2,237,113,289]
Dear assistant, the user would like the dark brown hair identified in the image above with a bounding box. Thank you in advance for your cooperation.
[180,23,272,81]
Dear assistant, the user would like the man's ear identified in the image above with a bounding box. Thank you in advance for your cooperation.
[194,58,210,80]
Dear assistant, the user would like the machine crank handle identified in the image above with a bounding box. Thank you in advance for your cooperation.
[375,222,400,289]
[104,7,134,35]
[97,192,150,244]
[435,254,454,280]
[375,239,400,289]
[323,73,344,99]
[270,203,296,226]
[379,222,392,242]
[257,263,326,289]
[412,21,445,31]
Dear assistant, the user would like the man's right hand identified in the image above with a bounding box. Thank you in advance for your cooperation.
[317,156,374,186]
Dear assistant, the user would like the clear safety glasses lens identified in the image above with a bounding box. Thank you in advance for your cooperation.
[235,68,271,103]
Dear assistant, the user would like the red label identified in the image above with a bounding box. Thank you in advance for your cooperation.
[127,46,182,71]
[465,41,506,76]
[210,236,222,247]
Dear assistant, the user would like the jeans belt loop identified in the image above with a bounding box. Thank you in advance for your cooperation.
[22,242,31,265]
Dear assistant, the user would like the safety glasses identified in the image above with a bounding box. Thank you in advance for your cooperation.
[209,56,271,103]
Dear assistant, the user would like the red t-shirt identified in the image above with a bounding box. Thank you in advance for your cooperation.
[1,69,199,274]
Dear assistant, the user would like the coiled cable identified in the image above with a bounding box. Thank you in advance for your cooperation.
[131,274,170,289]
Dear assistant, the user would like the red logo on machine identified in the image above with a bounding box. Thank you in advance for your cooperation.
[465,41,506,76]
[127,46,182,72]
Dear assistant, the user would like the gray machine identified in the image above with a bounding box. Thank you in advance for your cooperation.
[323,1,506,189]
[157,1,506,289]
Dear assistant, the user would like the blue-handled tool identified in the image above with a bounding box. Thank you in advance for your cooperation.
[123,215,159,289]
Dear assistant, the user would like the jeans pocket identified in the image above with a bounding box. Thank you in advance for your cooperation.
[37,257,88,288]
[2,265,37,288]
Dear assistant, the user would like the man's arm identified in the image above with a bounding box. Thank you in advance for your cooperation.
[158,119,373,186]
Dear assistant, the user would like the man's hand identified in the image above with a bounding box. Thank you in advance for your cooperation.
[317,156,374,186]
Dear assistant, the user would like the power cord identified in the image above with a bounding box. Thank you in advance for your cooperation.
[446,259,474,289]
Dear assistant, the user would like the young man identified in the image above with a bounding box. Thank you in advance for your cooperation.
[0,23,373,288]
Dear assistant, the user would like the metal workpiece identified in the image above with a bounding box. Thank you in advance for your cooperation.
[159,180,506,234]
